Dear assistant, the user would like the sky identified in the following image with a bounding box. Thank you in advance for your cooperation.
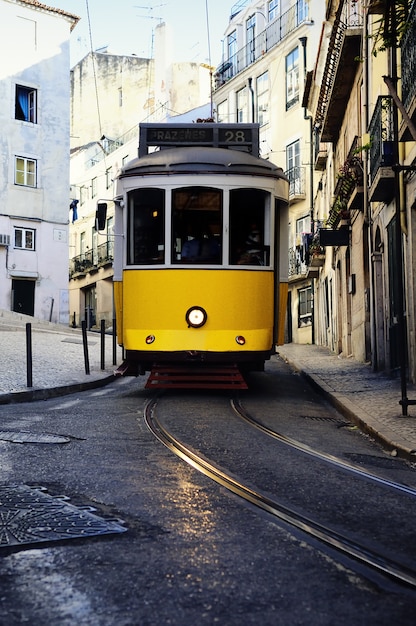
[47,0,235,68]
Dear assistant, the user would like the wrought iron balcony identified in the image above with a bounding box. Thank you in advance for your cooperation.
[400,0,416,140]
[368,95,395,202]
[315,0,364,142]
[69,242,113,279]
[327,138,364,226]
[288,245,308,278]
[286,165,306,202]
[215,1,310,88]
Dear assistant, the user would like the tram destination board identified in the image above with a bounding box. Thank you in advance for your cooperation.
[139,123,259,157]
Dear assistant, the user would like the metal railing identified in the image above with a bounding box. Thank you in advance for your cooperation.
[315,0,364,128]
[215,1,310,87]
[401,0,416,112]
[69,242,113,278]
[368,96,395,183]
[286,165,306,199]
[288,245,308,278]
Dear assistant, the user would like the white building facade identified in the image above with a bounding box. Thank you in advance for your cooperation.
[0,0,78,322]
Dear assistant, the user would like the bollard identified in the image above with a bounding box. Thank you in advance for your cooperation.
[26,323,33,388]
[81,320,90,375]
[112,318,117,366]
[100,319,105,370]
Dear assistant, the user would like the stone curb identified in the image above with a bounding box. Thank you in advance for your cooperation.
[0,374,117,405]
[286,360,416,463]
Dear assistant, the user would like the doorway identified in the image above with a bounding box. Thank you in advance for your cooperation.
[12,279,35,316]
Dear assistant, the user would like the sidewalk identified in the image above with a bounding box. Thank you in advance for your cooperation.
[0,310,121,403]
[277,343,416,462]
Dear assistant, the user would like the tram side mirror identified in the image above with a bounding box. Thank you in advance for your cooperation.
[95,203,107,231]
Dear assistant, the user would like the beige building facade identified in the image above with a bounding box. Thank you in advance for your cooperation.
[304,0,416,392]
[212,0,325,344]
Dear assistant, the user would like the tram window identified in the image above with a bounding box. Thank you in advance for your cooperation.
[127,188,165,264]
[171,186,222,264]
[229,188,270,266]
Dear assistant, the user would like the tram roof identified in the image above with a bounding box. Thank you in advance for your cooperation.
[119,146,288,181]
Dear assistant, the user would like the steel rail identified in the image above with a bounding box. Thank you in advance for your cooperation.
[144,397,416,589]
[231,397,416,498]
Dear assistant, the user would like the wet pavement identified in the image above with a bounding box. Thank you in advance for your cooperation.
[1,309,416,460]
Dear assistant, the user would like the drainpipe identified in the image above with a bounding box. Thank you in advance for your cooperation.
[248,77,255,123]
[300,36,315,344]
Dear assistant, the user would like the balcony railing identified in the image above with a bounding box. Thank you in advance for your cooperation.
[368,95,396,202]
[70,242,113,279]
[286,165,306,201]
[315,0,364,141]
[288,246,308,278]
[401,0,416,112]
[215,1,310,87]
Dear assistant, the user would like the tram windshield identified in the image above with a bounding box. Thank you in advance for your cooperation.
[126,185,270,267]
[172,186,222,264]
[127,188,165,264]
[229,188,269,266]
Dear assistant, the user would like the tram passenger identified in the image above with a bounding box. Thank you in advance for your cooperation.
[237,223,264,265]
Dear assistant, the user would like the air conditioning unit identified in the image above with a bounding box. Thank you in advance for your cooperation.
[0,234,10,246]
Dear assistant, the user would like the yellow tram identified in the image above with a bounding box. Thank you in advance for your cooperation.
[106,123,289,387]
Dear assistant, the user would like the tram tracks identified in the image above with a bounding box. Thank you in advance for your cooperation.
[144,395,416,591]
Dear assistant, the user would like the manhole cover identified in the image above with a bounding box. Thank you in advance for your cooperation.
[0,485,126,548]
[0,431,72,444]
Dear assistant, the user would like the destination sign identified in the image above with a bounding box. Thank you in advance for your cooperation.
[139,123,259,156]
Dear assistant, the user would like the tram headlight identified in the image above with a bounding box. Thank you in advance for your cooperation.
[146,335,155,344]
[235,335,246,345]
[186,306,207,328]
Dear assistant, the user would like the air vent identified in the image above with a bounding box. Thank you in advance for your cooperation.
[0,234,10,246]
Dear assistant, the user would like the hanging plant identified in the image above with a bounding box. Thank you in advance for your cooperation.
[368,0,410,56]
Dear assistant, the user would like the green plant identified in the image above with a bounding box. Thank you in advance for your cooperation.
[367,0,410,56]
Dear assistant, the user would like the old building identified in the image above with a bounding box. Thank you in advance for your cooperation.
[0,0,78,322]
[212,0,325,344]
[68,22,212,328]
[304,0,416,388]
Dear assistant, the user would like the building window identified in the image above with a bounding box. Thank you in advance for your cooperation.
[15,156,36,187]
[228,30,237,62]
[246,14,255,64]
[286,140,301,195]
[236,87,248,123]
[14,227,35,250]
[106,167,113,189]
[216,100,227,122]
[268,0,279,21]
[15,85,37,123]
[286,47,299,109]
[298,286,312,327]
[118,87,123,107]
[91,177,97,198]
[256,71,269,126]
[296,215,311,238]
[297,0,307,24]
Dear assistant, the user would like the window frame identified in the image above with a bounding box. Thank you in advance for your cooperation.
[236,87,248,123]
[268,0,279,21]
[298,285,312,327]
[15,84,37,123]
[285,47,300,110]
[15,156,37,187]
[256,71,269,126]
[14,227,36,251]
